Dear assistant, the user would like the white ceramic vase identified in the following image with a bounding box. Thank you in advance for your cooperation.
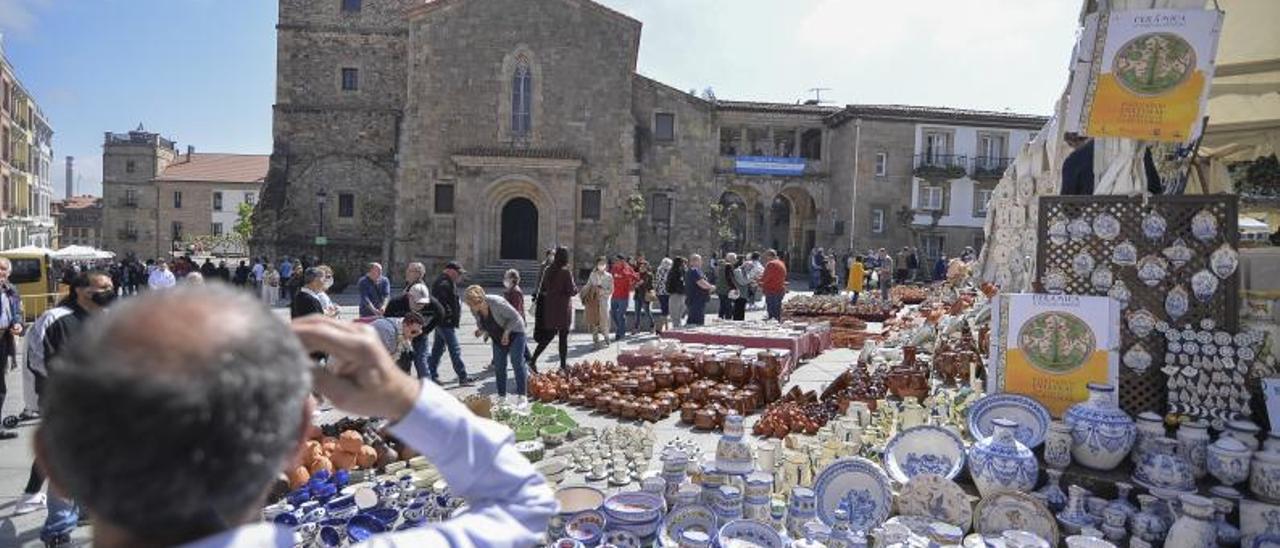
[1164,494,1217,548]
[966,417,1038,497]
[1063,383,1136,471]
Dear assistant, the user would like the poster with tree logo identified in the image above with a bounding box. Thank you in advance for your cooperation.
[989,294,1120,416]
[1067,9,1223,142]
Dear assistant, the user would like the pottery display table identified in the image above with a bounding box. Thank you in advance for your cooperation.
[659,322,832,374]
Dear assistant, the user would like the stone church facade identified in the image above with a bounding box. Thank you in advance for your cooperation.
[254,0,1047,280]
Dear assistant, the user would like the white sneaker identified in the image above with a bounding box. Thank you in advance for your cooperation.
[15,492,46,515]
[516,396,529,410]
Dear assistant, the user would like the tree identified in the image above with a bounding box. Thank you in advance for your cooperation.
[710,202,740,245]
[234,201,255,240]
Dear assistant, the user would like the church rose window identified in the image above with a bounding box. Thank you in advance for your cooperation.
[512,58,532,138]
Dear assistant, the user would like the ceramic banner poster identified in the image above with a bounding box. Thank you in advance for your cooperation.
[1069,9,1223,142]
[989,294,1120,417]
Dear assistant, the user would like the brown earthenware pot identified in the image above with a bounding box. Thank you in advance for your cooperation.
[681,402,699,424]
[694,408,717,430]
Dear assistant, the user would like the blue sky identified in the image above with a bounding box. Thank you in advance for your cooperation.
[1,0,1080,197]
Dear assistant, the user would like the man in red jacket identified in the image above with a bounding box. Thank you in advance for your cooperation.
[761,249,788,321]
[609,255,638,341]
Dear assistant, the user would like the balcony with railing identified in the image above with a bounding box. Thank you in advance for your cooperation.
[913,154,969,179]
[117,229,139,241]
[116,197,139,208]
[972,156,1012,179]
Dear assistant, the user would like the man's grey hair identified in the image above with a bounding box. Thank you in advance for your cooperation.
[367,262,383,273]
[505,268,520,284]
[304,266,326,284]
[39,285,312,544]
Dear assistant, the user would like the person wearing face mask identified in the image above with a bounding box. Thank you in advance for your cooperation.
[584,257,613,349]
[290,267,329,319]
[19,270,115,543]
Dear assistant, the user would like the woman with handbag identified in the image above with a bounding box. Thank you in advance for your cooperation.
[529,247,576,372]
[585,256,613,348]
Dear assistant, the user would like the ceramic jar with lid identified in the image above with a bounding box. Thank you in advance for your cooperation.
[1134,437,1196,494]
[1177,420,1211,480]
[1133,412,1165,464]
[1225,420,1261,452]
[1044,420,1074,470]
[1250,446,1280,503]
[967,417,1038,497]
[1207,437,1251,486]
[1063,383,1136,471]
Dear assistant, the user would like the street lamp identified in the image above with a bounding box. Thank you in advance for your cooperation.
[316,190,328,264]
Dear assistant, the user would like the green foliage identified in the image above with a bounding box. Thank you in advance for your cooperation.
[1234,154,1280,197]
[234,202,255,240]
[709,202,739,243]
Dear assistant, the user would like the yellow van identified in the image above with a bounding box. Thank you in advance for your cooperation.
[0,249,63,321]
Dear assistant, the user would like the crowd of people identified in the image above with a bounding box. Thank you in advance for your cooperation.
[0,242,980,545]
[805,245,978,303]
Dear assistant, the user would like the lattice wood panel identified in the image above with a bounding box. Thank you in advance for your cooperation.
[1036,195,1240,416]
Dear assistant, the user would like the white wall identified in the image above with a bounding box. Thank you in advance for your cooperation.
[911,122,1035,229]
[211,187,258,234]
[912,123,1035,160]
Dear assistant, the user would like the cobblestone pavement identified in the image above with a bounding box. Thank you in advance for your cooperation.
[0,285,846,546]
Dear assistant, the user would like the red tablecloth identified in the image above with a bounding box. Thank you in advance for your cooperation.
[643,324,832,378]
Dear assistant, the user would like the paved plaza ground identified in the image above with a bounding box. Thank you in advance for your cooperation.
[0,284,847,546]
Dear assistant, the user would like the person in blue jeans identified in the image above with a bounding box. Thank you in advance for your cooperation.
[684,254,714,325]
[463,285,529,406]
[427,262,470,385]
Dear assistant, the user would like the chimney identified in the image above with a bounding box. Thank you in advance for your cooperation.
[187,145,194,162]
[65,156,73,199]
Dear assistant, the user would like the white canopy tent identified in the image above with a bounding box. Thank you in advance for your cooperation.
[53,245,115,261]
[1,245,55,255]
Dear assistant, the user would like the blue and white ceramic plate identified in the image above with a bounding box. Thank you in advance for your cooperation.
[966,393,1050,448]
[811,457,892,532]
[717,518,784,548]
[883,425,966,484]
[658,504,717,547]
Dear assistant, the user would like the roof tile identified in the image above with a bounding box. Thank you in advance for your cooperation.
[156,153,269,183]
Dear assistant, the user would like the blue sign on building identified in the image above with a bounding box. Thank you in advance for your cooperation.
[734,156,806,176]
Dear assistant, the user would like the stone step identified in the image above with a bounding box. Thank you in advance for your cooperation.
[466,260,544,290]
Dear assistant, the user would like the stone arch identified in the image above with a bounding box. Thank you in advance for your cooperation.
[775,186,818,269]
[479,175,558,265]
[498,45,545,144]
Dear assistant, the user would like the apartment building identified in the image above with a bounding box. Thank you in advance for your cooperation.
[0,38,56,249]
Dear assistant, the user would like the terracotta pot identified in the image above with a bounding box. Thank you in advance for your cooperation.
[886,368,929,400]
[702,358,723,380]
[621,401,639,419]
[594,394,612,410]
[725,358,751,386]
[672,366,694,386]
[690,383,708,403]
[638,377,656,395]
[742,386,761,410]
[694,408,717,430]
[568,392,586,406]
[610,398,626,416]
[653,369,674,389]
[681,403,699,425]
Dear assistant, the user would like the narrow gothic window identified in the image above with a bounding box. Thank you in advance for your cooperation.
[511,58,532,138]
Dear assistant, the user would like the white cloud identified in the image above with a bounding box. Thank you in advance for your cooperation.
[0,0,51,36]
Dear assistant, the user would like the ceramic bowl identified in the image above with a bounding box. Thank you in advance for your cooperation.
[364,507,400,527]
[660,503,718,547]
[516,440,545,462]
[608,515,661,541]
[557,485,607,516]
[718,518,784,548]
[515,426,539,442]
[566,510,607,545]
[542,425,570,446]
[553,538,586,548]
[883,424,966,483]
[604,491,665,525]
[602,529,642,548]
[346,514,386,543]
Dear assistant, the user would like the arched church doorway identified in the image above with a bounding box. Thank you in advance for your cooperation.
[500,198,539,260]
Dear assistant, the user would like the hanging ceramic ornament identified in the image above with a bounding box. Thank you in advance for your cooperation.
[1043,268,1068,294]
[1124,344,1153,374]
[1068,217,1092,241]
[1111,240,1138,267]
[1073,251,1096,277]
[1048,215,1069,246]
[1127,309,1158,338]
[1191,209,1220,243]
[1210,244,1239,279]
[1092,213,1121,241]
[1166,285,1190,320]
[1108,280,1132,308]
[1142,210,1167,241]
[1162,238,1193,270]
[1091,266,1114,293]
[1191,269,1219,302]
[1137,255,1170,287]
